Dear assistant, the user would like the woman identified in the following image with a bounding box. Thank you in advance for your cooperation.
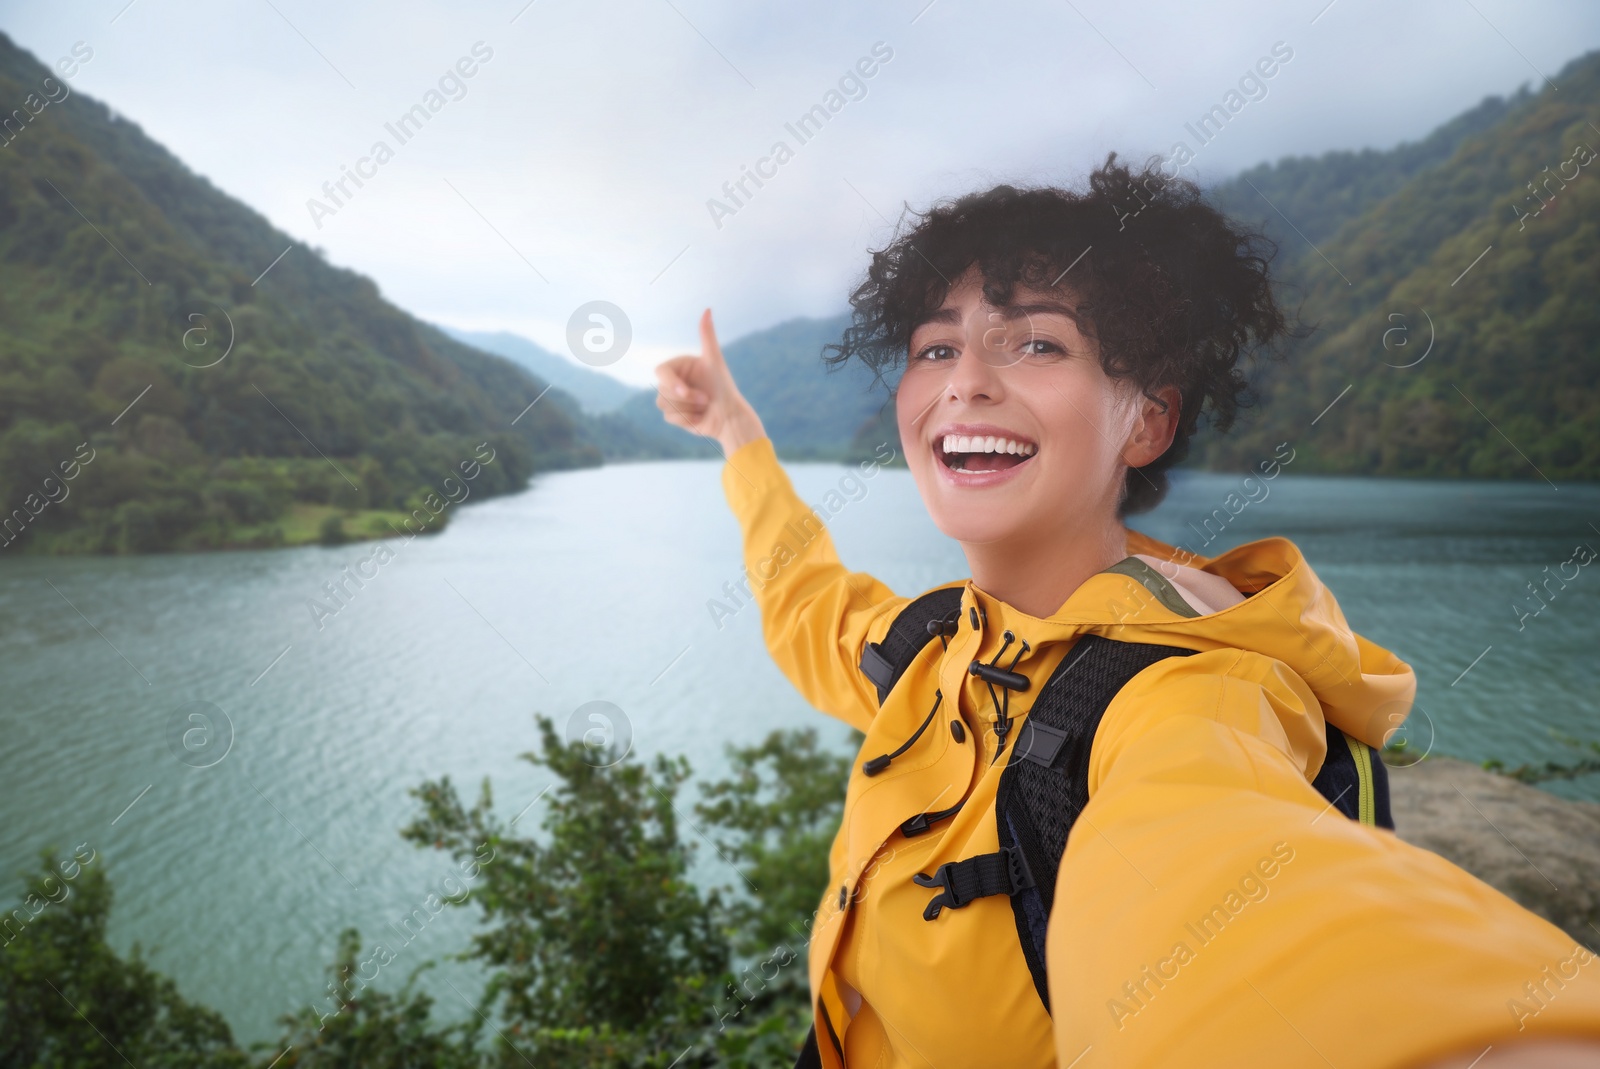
[655,156,1600,1068]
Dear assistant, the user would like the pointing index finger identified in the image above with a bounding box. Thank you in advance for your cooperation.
[700,308,725,368]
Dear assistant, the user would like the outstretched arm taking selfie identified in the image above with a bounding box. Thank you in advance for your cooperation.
[1046,649,1600,1069]
[657,310,906,733]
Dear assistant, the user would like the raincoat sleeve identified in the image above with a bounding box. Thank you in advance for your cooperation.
[1048,648,1600,1068]
[720,436,906,734]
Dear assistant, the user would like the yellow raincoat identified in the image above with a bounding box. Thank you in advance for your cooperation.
[721,436,1600,1067]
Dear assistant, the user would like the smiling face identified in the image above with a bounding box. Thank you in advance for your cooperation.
[895,264,1179,552]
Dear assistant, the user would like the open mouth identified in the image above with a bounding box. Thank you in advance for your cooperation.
[938,433,1037,474]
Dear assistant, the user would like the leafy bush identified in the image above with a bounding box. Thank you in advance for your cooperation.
[264,929,478,1069]
[0,721,855,1068]
[0,850,250,1068]
[317,514,348,546]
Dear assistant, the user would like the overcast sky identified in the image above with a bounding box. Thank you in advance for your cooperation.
[4,0,1598,387]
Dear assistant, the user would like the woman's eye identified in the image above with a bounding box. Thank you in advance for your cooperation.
[1024,339,1063,357]
[915,344,957,361]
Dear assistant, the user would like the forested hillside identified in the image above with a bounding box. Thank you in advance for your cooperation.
[0,33,598,554]
[1208,88,1526,248]
[1194,52,1599,478]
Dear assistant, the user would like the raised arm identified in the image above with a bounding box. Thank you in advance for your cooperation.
[656,310,904,731]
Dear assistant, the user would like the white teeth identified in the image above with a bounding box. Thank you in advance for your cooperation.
[940,433,1036,456]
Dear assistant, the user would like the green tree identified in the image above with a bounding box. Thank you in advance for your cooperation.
[263,928,478,1069]
[694,727,855,1044]
[402,716,732,1067]
[398,718,854,1068]
[0,850,249,1068]
[317,514,348,546]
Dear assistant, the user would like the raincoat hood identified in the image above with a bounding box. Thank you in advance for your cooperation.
[1056,530,1418,753]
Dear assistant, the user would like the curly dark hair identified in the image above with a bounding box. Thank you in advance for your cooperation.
[823,153,1299,516]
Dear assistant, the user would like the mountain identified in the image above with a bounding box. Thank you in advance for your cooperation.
[0,32,597,554]
[1206,87,1528,250]
[1192,54,1600,479]
[438,326,642,414]
[607,312,890,461]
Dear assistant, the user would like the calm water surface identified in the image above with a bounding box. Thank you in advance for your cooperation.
[2,460,1597,1043]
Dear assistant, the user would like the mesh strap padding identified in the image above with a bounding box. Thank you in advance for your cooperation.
[996,635,1198,1007]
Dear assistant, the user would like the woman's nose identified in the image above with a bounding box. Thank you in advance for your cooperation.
[947,316,1016,400]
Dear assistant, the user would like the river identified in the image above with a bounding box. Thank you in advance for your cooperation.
[2,459,1596,1044]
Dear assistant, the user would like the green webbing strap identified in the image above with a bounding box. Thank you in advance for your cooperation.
[1101,557,1201,619]
[1344,731,1376,827]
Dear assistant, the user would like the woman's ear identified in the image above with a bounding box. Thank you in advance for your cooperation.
[1123,385,1182,468]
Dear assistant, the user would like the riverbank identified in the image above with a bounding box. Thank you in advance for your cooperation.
[222,502,435,550]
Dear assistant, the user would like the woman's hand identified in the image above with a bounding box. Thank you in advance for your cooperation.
[654,308,766,456]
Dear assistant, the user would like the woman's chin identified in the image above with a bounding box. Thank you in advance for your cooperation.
[930,513,1029,548]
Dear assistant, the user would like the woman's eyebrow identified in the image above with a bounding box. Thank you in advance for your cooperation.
[912,300,1077,330]
[913,307,963,328]
[994,301,1078,320]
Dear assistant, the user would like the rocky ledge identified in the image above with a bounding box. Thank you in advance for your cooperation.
[1389,756,1600,947]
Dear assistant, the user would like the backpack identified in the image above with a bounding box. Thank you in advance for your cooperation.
[794,586,1390,1066]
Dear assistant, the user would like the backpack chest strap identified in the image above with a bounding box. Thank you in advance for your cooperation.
[910,637,1196,923]
[911,844,1035,919]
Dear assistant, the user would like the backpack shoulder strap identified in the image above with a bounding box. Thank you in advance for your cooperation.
[909,634,1395,1013]
[858,585,964,705]
[996,635,1199,1005]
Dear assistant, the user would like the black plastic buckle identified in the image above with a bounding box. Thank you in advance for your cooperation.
[911,862,961,920]
[912,846,1035,921]
[1004,843,1035,894]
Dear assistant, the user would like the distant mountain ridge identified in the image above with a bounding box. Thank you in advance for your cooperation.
[441,318,898,463]
[438,327,642,414]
